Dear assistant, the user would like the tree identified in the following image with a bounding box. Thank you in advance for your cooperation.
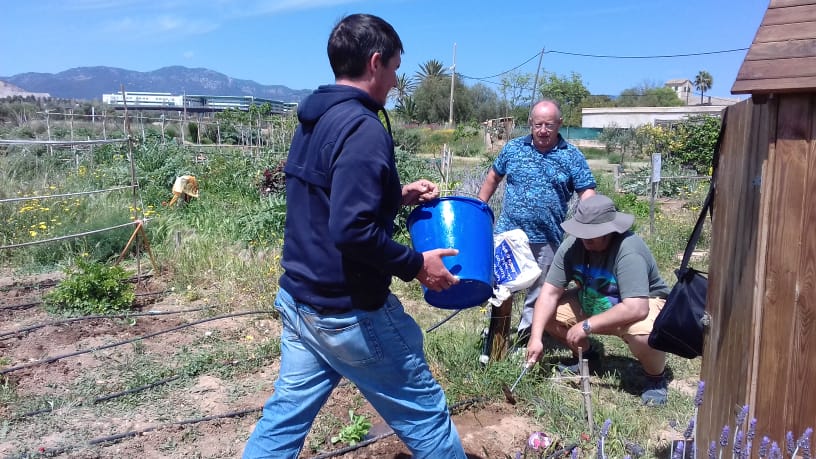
[667,115,721,173]
[536,71,590,126]
[617,83,683,107]
[413,74,471,124]
[694,71,713,104]
[394,95,418,123]
[414,59,448,84]
[389,73,416,107]
[468,83,502,123]
[499,71,534,119]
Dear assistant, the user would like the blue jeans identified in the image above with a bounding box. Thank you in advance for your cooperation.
[242,287,465,459]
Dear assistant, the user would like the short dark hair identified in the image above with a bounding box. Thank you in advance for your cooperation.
[327,14,403,79]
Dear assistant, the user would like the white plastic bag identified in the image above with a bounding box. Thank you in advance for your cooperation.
[492,229,541,298]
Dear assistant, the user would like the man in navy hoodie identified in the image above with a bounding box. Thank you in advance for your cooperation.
[242,13,467,459]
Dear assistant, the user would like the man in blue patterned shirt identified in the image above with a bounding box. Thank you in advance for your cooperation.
[478,99,596,346]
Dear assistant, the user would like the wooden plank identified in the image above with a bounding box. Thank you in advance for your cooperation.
[698,99,765,452]
[732,75,816,94]
[744,39,816,60]
[789,94,816,435]
[736,57,816,80]
[764,4,816,24]
[769,0,816,8]
[755,21,816,42]
[753,95,810,443]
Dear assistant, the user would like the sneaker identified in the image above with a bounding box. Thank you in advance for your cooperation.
[555,346,601,375]
[641,372,669,405]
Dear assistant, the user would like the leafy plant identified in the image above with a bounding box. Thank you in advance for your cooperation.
[330,410,371,446]
[44,258,135,315]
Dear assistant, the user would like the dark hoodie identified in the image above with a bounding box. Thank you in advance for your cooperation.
[279,85,424,312]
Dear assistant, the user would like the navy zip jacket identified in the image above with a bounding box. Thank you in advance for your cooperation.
[279,85,424,312]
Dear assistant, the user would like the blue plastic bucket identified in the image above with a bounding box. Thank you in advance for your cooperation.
[407,196,494,309]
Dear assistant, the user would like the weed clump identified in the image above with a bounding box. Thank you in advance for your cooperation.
[44,258,135,315]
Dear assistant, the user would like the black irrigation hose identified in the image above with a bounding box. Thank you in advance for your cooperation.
[10,407,263,459]
[14,375,182,420]
[0,301,39,312]
[0,305,215,341]
[0,310,272,375]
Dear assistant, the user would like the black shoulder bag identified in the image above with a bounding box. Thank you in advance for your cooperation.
[648,114,724,359]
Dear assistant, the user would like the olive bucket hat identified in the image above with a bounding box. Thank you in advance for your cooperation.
[560,194,634,239]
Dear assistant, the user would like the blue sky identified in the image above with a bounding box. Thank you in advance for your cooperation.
[0,0,769,99]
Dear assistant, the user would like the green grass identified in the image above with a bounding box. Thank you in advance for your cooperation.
[0,119,709,458]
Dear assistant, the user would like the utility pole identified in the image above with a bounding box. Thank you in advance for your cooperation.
[448,42,456,128]
[530,47,545,114]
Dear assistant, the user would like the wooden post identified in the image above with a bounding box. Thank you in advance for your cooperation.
[488,297,514,361]
[580,352,594,435]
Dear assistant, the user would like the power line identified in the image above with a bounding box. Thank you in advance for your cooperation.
[547,47,748,59]
[459,46,749,82]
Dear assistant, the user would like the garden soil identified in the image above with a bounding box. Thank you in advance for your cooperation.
[0,273,549,459]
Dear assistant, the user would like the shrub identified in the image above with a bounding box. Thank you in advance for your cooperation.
[44,258,135,315]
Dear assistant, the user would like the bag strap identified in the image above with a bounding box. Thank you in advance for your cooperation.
[679,110,727,271]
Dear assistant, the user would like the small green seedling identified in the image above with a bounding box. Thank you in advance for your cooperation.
[330,409,372,446]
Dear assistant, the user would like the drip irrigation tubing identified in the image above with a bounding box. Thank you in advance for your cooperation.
[14,375,182,419]
[7,407,262,459]
[0,301,39,312]
[0,305,213,341]
[0,310,272,375]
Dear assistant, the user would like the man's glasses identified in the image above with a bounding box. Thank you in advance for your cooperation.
[531,122,559,132]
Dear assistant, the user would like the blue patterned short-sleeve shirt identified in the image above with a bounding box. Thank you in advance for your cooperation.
[493,134,596,245]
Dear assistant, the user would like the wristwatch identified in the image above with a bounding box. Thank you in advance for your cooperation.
[582,320,592,335]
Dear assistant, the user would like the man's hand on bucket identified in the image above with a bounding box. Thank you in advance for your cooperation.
[417,248,460,291]
[401,179,440,206]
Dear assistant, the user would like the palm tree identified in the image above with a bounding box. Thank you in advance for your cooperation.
[389,73,416,106]
[395,95,418,123]
[415,59,448,84]
[694,71,713,105]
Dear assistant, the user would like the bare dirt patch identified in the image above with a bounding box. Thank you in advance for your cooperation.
[1,274,546,458]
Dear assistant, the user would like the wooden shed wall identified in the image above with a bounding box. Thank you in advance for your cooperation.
[699,94,816,452]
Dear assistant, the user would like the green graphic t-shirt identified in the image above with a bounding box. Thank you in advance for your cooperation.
[545,232,670,316]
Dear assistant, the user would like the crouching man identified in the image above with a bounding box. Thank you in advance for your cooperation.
[525,194,671,405]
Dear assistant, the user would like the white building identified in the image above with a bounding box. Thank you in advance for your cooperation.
[581,105,728,129]
[665,79,694,105]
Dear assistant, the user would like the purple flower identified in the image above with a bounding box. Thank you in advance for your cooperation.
[672,441,685,459]
[734,430,744,457]
[743,419,757,459]
[515,453,521,459]
[600,419,612,438]
[720,425,730,447]
[788,431,796,456]
[571,447,579,459]
[736,405,749,427]
[759,436,770,458]
[798,427,813,459]
[684,418,695,440]
[770,441,782,459]
[625,441,644,458]
[694,381,705,407]
[707,440,716,459]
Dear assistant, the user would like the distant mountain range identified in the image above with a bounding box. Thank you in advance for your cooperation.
[0,66,313,103]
